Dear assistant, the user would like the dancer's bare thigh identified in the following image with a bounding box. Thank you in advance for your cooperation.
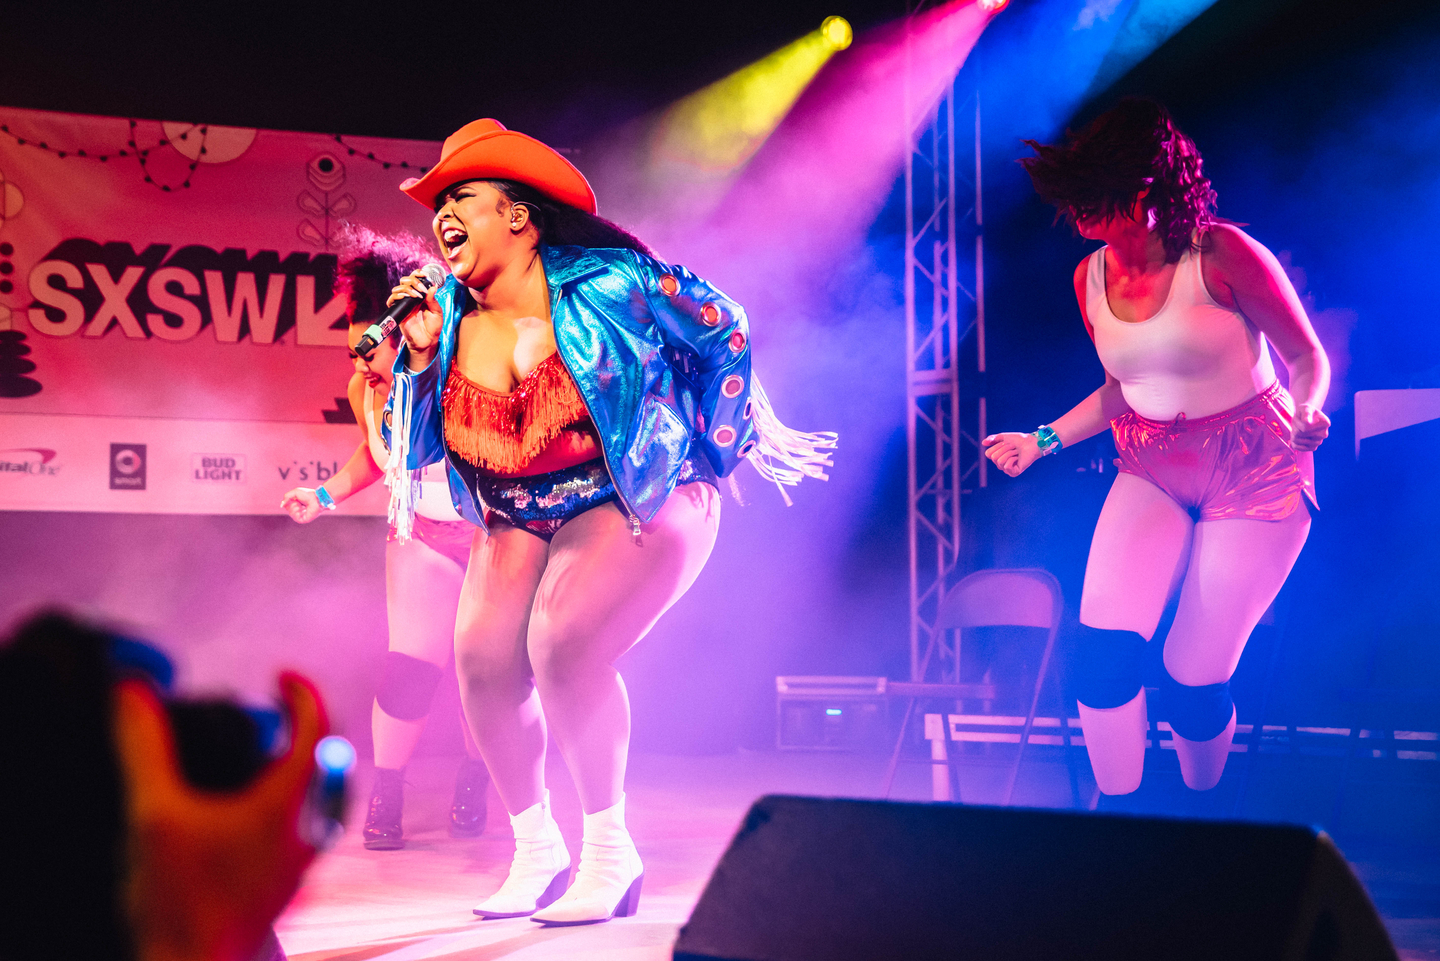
[385,533,467,665]
[1162,506,1311,686]
[455,524,549,680]
[1080,471,1194,640]
[528,482,721,669]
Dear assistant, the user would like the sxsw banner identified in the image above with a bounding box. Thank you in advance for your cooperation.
[0,105,444,514]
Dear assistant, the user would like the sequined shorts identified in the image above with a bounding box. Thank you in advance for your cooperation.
[1111,381,1318,522]
[469,457,714,541]
[467,458,617,540]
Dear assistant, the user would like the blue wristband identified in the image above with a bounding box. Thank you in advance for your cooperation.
[315,486,337,511]
[1033,425,1063,456]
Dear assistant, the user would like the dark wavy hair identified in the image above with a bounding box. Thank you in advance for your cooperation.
[482,180,655,257]
[1019,98,1217,263]
[335,226,438,341]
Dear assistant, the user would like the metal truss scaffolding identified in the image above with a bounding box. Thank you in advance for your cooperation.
[905,44,985,684]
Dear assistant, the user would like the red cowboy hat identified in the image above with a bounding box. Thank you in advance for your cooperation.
[399,119,596,214]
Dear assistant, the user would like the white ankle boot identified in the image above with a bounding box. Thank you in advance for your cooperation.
[472,791,571,919]
[530,795,643,926]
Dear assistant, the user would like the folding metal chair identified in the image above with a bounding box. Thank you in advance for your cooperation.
[882,568,1073,806]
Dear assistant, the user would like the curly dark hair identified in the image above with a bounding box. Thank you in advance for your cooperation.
[334,226,439,341]
[1019,98,1217,263]
[482,180,655,257]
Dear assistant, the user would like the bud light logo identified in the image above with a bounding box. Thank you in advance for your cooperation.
[110,443,146,490]
[192,453,245,483]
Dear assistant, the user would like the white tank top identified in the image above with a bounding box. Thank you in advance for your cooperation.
[364,384,464,523]
[1086,242,1275,421]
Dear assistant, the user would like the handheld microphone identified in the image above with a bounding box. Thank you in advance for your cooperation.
[353,263,447,358]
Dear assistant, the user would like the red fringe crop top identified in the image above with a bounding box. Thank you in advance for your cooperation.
[441,352,594,475]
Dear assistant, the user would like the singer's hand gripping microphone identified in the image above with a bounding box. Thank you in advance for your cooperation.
[354,263,447,358]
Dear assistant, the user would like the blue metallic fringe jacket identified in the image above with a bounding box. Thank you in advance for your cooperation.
[383,244,834,537]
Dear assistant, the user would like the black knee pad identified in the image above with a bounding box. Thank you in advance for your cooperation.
[1161,670,1234,741]
[376,652,443,721]
[1074,625,1146,709]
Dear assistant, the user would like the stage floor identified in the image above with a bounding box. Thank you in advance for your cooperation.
[276,748,1440,960]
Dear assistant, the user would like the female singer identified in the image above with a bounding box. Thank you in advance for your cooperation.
[384,119,832,924]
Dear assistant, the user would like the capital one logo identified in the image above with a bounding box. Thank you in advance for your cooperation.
[110,443,146,490]
[0,448,60,476]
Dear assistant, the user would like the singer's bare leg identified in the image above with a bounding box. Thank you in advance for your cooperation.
[529,482,720,814]
[453,484,720,817]
[454,526,550,816]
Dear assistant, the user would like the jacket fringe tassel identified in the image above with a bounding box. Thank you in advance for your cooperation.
[744,374,838,506]
[384,372,422,543]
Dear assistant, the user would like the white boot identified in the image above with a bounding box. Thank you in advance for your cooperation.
[472,791,571,919]
[530,795,643,926]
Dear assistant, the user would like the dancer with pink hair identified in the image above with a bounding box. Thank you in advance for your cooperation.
[282,229,491,849]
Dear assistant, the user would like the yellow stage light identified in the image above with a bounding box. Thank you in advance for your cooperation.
[978,0,1009,11]
[822,16,854,51]
[650,17,852,173]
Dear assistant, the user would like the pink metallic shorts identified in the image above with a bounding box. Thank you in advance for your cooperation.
[388,514,475,567]
[1111,382,1317,522]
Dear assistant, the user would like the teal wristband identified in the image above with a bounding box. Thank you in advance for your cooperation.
[1033,425,1063,456]
[315,486,337,511]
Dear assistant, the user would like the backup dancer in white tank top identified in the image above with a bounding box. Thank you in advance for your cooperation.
[1086,238,1276,423]
[1087,241,1317,521]
[985,101,1331,803]
[364,382,464,524]
[280,236,491,851]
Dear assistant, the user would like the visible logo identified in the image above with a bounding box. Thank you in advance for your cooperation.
[110,443,147,490]
[276,457,339,484]
[0,447,60,476]
[192,453,245,483]
[26,239,345,346]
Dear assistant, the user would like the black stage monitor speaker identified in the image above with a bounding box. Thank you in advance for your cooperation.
[673,795,1397,961]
